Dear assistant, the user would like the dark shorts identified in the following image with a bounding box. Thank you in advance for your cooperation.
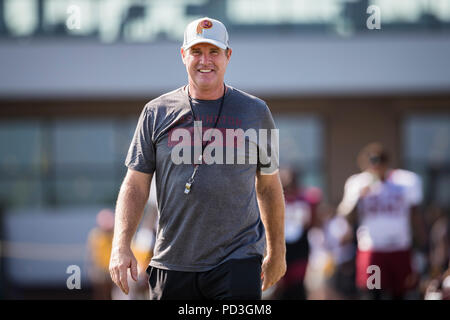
[356,249,413,297]
[147,257,262,300]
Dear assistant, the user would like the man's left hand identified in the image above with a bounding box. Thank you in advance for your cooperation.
[261,254,286,291]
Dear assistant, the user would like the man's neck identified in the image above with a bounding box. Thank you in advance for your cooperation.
[188,83,225,100]
[368,169,389,182]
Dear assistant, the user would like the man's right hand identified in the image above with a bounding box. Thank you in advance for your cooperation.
[109,246,138,295]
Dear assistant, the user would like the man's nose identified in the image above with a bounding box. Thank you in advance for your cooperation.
[199,52,210,64]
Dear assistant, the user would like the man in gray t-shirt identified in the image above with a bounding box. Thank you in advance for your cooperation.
[109,17,286,300]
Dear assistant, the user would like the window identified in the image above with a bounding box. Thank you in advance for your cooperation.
[0,120,44,208]
[274,114,325,197]
[403,114,450,208]
[0,116,139,209]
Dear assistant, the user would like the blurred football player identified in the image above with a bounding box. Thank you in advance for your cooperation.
[337,142,425,299]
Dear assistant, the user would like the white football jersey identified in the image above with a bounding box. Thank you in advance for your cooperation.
[338,169,422,251]
[284,200,311,243]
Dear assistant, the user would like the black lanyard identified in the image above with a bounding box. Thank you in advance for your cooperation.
[184,84,226,194]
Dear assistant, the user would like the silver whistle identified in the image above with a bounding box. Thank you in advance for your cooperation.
[184,182,192,194]
[184,165,199,195]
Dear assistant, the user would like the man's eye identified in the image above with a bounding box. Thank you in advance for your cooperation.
[211,51,219,55]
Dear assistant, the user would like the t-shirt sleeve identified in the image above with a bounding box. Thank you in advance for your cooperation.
[257,104,279,175]
[406,173,423,206]
[124,105,156,174]
[337,176,361,217]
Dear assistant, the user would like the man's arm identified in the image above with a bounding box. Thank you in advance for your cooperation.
[255,170,286,291]
[337,178,360,245]
[109,168,152,295]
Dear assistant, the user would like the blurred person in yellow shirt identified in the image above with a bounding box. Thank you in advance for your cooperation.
[111,198,158,300]
[86,208,115,300]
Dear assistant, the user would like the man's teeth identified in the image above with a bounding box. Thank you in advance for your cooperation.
[199,69,212,73]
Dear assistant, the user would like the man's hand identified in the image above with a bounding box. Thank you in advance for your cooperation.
[256,171,286,291]
[261,253,287,291]
[255,171,287,292]
[109,246,138,295]
[109,169,152,295]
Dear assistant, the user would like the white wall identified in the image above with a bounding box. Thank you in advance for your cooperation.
[1,33,450,99]
[3,207,100,286]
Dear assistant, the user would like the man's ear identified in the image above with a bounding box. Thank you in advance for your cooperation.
[226,48,232,61]
[181,48,187,65]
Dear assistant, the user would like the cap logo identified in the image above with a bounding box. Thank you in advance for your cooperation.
[196,19,213,35]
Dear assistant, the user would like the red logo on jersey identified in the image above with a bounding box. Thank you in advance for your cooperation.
[363,193,405,216]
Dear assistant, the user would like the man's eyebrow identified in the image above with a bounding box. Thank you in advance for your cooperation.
[190,47,220,53]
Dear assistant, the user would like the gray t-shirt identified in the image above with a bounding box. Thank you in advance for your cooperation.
[125,85,278,272]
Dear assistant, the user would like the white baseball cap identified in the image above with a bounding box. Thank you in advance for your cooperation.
[182,17,229,50]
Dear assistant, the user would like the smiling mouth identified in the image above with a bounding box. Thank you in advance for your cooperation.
[198,69,214,73]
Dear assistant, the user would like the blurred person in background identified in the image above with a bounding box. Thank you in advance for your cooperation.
[109,17,286,300]
[337,142,426,300]
[322,206,358,299]
[269,167,321,300]
[111,179,158,300]
[130,214,155,299]
[112,207,157,300]
[86,208,115,300]
[423,207,449,300]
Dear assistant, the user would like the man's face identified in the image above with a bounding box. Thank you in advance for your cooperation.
[181,43,232,91]
[368,162,388,179]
